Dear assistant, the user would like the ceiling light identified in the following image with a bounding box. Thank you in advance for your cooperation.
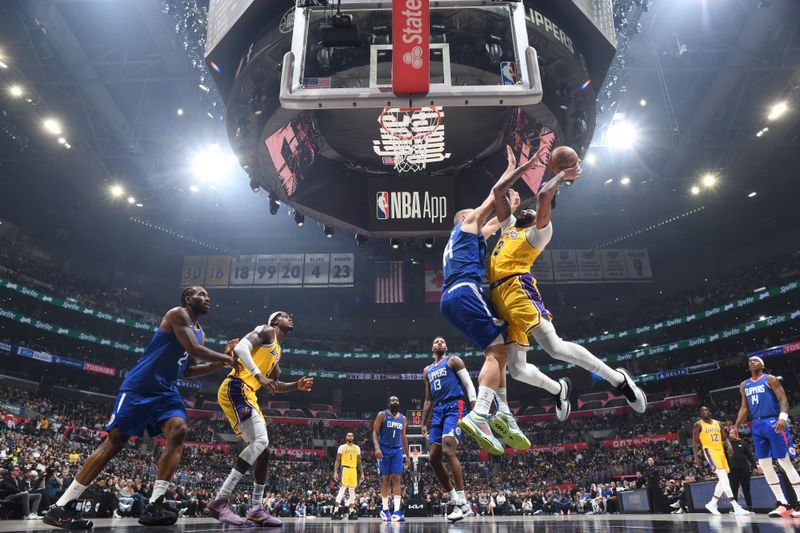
[690,186,700,195]
[127,196,136,204]
[753,287,766,293]
[604,178,613,185]
[767,101,787,120]
[701,174,717,188]
[9,85,23,97]
[324,225,334,239]
[639,99,647,106]
[390,238,400,249]
[135,203,143,207]
[585,153,597,165]
[43,118,63,135]
[294,211,305,227]
[424,238,434,249]
[268,192,280,215]
[355,234,368,247]
[759,315,766,321]
[0,59,7,69]
[191,143,237,185]
[109,185,125,198]
[176,108,184,116]
[198,84,210,92]
[604,116,638,149]
[748,191,757,198]
[64,143,71,149]
[190,185,199,193]
[620,177,631,185]
[57,137,66,145]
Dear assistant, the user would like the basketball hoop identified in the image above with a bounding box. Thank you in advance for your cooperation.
[409,443,423,467]
[379,106,442,173]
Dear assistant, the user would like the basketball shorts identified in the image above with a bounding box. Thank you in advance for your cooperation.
[341,466,358,488]
[703,448,730,473]
[106,390,186,437]
[490,273,553,347]
[378,447,404,476]
[440,281,507,351]
[429,400,466,446]
[752,418,797,460]
[218,377,264,436]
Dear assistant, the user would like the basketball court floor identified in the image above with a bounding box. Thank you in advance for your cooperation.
[3,515,798,532]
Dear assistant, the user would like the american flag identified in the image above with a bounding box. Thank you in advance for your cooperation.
[375,261,405,304]
[304,77,332,88]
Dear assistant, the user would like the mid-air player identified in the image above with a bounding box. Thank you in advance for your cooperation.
[692,406,749,516]
[731,356,800,518]
[443,146,544,455]
[488,150,647,416]
[205,311,313,526]
[331,432,364,520]
[44,287,235,529]
[420,337,475,522]
[372,396,409,522]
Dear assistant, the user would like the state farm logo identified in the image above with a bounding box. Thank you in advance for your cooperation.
[403,46,423,69]
[375,191,447,224]
[400,0,424,45]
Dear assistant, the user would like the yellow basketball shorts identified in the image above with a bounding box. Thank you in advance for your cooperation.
[341,466,358,488]
[218,377,263,436]
[490,273,553,347]
[704,448,730,473]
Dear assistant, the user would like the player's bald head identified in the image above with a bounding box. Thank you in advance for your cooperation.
[453,209,472,226]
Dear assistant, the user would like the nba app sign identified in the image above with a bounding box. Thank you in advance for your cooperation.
[369,176,453,232]
[376,191,447,224]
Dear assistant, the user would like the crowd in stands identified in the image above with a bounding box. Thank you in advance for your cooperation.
[2,383,800,520]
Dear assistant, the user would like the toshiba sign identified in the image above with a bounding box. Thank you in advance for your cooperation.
[392,0,430,95]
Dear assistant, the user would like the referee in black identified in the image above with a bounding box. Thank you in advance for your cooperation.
[643,457,661,513]
[729,428,757,511]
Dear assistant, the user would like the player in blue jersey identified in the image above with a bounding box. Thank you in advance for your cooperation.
[731,356,800,518]
[372,396,409,522]
[420,337,476,522]
[442,145,559,455]
[43,287,235,529]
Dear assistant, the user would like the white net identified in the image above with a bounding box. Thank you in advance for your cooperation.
[380,107,442,173]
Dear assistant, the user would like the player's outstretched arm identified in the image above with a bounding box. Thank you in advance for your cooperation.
[449,356,477,410]
[184,337,239,377]
[730,383,750,440]
[493,145,546,225]
[264,364,314,394]
[166,308,233,365]
[534,164,581,229]
[420,368,433,441]
[481,189,521,239]
[766,375,791,432]
[373,412,384,460]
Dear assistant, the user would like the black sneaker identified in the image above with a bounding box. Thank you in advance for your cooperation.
[42,502,94,530]
[615,368,647,413]
[138,496,178,526]
[348,509,359,520]
[331,507,344,520]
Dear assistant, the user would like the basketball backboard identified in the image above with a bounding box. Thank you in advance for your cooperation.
[280,0,543,109]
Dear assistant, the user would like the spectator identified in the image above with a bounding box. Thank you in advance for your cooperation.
[0,465,41,519]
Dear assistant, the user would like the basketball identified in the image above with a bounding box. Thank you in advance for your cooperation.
[548,146,579,174]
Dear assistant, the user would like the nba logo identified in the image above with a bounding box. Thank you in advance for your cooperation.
[376,191,389,220]
[500,61,517,85]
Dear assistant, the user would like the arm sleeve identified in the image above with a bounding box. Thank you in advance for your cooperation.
[456,368,477,402]
[232,338,261,376]
[525,221,553,250]
[499,214,517,232]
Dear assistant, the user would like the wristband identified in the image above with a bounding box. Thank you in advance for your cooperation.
[779,412,789,421]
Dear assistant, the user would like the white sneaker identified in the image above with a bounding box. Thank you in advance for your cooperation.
[732,503,750,516]
[674,508,684,514]
[705,502,720,516]
[616,368,647,413]
[26,513,38,520]
[670,501,681,509]
[554,378,572,422]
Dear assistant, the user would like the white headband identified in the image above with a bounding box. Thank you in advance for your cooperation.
[748,356,764,365]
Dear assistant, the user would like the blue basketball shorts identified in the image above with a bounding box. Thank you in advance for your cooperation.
[428,400,466,446]
[440,281,507,351]
[106,390,186,437]
[752,417,797,460]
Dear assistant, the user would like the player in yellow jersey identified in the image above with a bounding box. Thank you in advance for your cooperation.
[693,406,750,515]
[332,432,364,520]
[205,311,314,526]
[487,153,647,420]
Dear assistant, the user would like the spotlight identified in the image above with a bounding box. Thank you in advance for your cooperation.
[639,99,647,106]
[135,203,143,208]
[324,225,334,239]
[64,143,71,149]
[294,211,305,227]
[390,238,400,249]
[604,117,637,149]
[604,178,614,185]
[191,143,237,185]
[748,191,757,198]
[268,193,280,215]
[580,79,591,91]
[0,59,7,69]
[620,177,631,185]
[355,234,368,247]
[127,196,136,204]
[190,185,199,193]
[585,153,597,165]
[176,108,184,116]
[690,186,700,195]
[424,238,434,249]
[57,137,66,145]
[701,174,717,188]
[767,101,787,120]
[9,85,23,97]
[109,184,125,198]
[43,118,63,135]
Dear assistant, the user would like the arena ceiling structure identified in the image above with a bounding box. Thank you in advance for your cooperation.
[0,0,798,264]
